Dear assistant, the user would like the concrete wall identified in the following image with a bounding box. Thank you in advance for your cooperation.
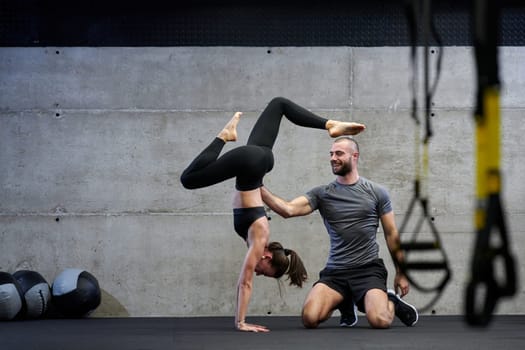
[1,47,524,317]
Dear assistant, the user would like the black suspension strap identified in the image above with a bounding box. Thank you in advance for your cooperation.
[465,0,517,327]
[397,0,451,312]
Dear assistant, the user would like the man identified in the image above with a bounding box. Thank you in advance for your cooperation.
[261,136,418,329]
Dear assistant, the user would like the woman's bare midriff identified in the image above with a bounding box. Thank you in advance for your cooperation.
[232,189,264,209]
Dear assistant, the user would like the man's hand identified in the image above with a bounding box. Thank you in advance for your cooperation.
[394,272,410,297]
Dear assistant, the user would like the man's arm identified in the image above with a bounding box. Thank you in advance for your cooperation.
[380,211,410,297]
[260,186,314,218]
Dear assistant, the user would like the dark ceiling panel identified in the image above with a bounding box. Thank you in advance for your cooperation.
[1,0,524,46]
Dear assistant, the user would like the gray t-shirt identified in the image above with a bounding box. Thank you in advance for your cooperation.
[306,177,392,269]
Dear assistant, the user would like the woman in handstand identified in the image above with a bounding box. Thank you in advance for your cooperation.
[180,97,365,332]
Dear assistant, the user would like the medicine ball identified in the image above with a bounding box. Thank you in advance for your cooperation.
[0,271,25,321]
[51,268,101,318]
[13,270,51,319]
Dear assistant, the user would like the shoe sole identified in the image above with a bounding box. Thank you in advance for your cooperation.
[387,289,418,327]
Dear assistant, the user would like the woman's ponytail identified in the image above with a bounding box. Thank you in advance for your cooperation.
[268,242,307,288]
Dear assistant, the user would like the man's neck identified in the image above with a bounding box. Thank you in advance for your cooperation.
[336,171,359,185]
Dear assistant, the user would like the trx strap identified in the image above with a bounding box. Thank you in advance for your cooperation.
[465,0,517,327]
[397,0,451,312]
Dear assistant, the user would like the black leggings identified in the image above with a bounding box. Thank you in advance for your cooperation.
[180,97,328,191]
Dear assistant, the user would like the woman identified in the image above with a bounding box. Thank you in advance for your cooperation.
[180,97,365,332]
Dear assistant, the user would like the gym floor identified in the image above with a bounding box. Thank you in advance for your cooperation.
[1,315,524,350]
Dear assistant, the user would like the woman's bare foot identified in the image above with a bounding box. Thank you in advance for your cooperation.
[326,120,366,137]
[218,112,242,142]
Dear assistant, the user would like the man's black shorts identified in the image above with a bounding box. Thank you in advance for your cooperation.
[315,258,388,312]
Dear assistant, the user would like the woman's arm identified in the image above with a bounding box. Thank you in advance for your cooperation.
[235,224,270,332]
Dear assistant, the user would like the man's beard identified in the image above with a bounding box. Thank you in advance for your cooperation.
[331,161,352,176]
